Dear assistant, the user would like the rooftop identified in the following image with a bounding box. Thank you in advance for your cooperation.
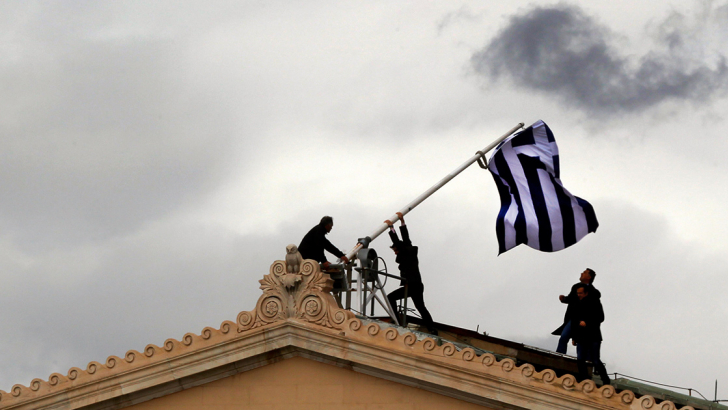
[1,252,723,410]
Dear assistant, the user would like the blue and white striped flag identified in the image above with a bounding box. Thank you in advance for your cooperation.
[487,120,598,254]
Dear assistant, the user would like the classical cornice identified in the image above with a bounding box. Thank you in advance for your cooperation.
[0,248,696,410]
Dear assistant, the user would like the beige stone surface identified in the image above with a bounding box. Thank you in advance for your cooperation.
[128,356,493,410]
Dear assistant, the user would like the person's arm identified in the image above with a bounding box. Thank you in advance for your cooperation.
[399,225,412,247]
[395,212,412,246]
[580,300,602,328]
[596,300,604,324]
[386,220,400,244]
[579,308,589,328]
[561,285,577,304]
[323,238,348,263]
[397,213,412,247]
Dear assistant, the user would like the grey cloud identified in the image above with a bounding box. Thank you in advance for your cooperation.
[0,223,280,391]
[0,205,377,391]
[471,4,728,116]
[437,6,483,34]
[0,4,240,251]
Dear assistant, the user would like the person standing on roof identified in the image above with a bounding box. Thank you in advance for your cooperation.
[552,268,601,354]
[571,283,610,385]
[298,216,349,269]
[386,213,436,335]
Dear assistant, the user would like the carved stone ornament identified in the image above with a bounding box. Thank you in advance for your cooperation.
[237,246,354,332]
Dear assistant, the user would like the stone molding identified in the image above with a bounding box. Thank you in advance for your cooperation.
[0,255,695,410]
[236,256,354,332]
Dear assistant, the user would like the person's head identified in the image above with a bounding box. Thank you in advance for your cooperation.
[390,243,400,255]
[319,216,334,233]
[576,284,589,300]
[580,268,596,284]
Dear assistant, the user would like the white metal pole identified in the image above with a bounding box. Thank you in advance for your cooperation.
[340,122,524,262]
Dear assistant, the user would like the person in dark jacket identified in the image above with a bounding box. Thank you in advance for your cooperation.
[298,216,349,268]
[386,213,436,335]
[571,284,610,385]
[552,268,601,353]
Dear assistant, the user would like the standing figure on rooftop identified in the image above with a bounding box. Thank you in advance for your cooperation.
[386,213,437,335]
[571,283,610,385]
[298,216,349,268]
[552,268,601,354]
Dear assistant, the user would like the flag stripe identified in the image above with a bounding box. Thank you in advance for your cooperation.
[551,175,577,248]
[501,142,534,247]
[576,196,599,232]
[518,154,552,252]
[491,147,528,249]
[491,168,512,254]
[512,127,535,147]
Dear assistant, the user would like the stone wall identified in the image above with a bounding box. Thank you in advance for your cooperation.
[128,356,492,410]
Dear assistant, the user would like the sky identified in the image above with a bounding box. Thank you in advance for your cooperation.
[1,0,727,403]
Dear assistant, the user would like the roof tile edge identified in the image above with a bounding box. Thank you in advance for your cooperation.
[339,318,676,409]
[0,319,239,407]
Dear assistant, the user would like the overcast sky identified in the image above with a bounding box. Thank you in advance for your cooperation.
[2,0,727,402]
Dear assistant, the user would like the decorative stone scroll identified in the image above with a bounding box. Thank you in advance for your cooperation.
[237,245,354,332]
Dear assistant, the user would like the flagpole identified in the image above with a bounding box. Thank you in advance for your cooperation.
[340,122,525,262]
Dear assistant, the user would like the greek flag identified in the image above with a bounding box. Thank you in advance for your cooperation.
[487,120,598,254]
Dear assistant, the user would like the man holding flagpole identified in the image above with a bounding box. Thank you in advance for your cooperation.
[386,213,437,335]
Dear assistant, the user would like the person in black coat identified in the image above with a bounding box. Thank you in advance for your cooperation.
[552,268,601,353]
[386,213,436,335]
[298,216,349,268]
[571,284,610,385]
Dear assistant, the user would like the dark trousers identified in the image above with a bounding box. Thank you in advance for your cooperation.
[387,284,434,328]
[576,341,610,385]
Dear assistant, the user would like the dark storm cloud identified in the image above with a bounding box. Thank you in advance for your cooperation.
[471,4,728,116]
[0,4,239,251]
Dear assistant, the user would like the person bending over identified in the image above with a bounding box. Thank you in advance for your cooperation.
[298,216,349,268]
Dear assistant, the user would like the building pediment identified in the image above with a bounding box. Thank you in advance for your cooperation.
[0,252,695,410]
